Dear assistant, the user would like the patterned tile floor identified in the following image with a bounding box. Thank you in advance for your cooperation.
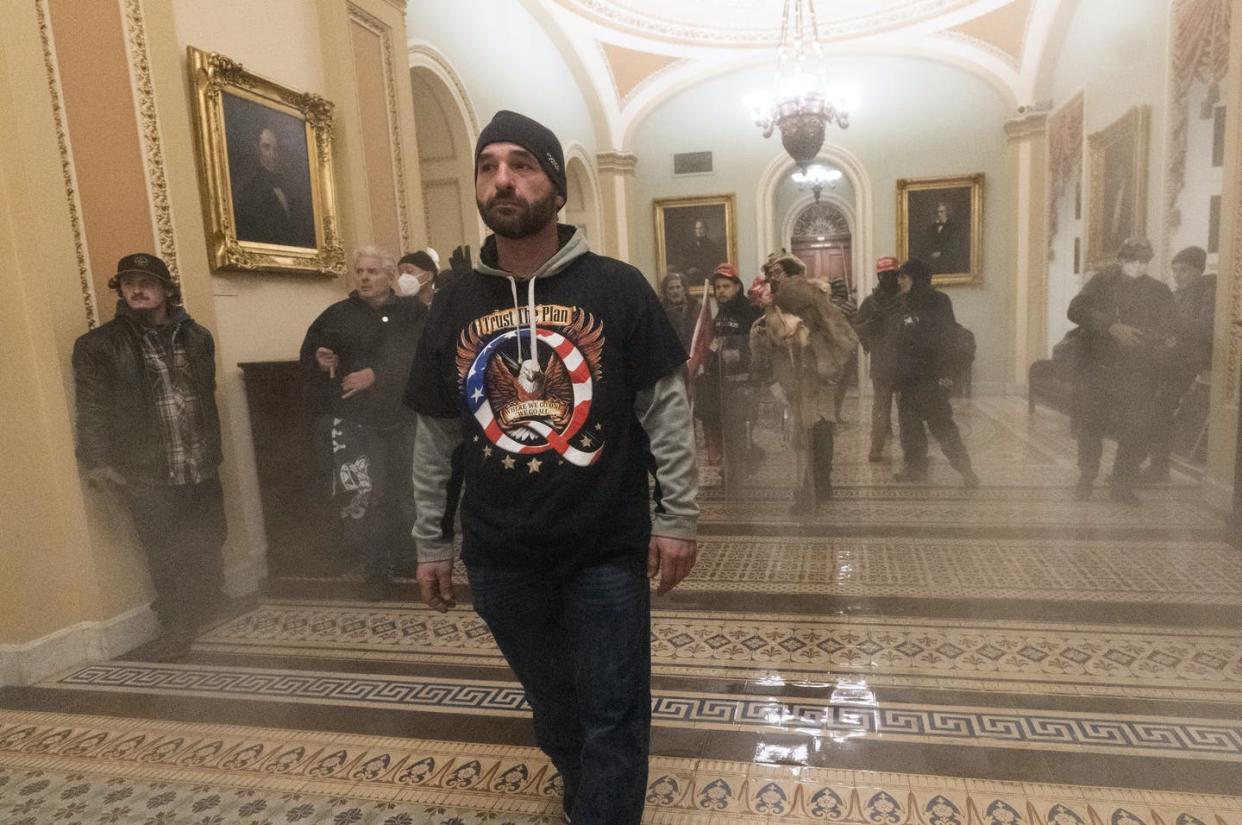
[193,601,1242,702]
[3,395,1240,822]
[4,712,1241,825]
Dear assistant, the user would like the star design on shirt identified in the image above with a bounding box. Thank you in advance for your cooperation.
[482,445,493,458]
[501,454,516,470]
[527,457,543,474]
[594,423,603,431]
[471,387,484,402]
[473,435,480,443]
[580,434,594,448]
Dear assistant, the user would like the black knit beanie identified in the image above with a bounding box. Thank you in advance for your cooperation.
[1171,245,1206,272]
[475,110,567,199]
[399,251,435,271]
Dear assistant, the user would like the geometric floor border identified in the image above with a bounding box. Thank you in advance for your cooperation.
[195,600,1242,702]
[47,664,1242,761]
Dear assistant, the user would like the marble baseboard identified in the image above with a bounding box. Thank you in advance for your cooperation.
[1201,472,1235,515]
[0,603,157,687]
[224,552,266,598]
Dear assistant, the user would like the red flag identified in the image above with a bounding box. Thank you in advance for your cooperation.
[686,279,715,403]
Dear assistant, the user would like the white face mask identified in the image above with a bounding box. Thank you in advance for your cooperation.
[397,270,430,296]
[1120,260,1146,279]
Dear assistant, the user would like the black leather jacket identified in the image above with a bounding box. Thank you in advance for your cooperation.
[72,302,222,483]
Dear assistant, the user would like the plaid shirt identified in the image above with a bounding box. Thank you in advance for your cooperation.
[141,323,209,484]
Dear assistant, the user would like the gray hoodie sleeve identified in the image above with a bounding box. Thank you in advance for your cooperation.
[412,413,464,563]
[635,371,699,540]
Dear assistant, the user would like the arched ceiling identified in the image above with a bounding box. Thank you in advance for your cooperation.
[552,0,982,46]
[516,0,1069,150]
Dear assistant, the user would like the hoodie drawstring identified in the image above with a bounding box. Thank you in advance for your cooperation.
[506,275,540,367]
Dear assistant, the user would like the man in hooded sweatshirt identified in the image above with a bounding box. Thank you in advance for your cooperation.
[889,258,979,488]
[405,110,699,825]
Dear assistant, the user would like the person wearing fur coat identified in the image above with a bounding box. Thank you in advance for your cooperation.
[750,253,859,511]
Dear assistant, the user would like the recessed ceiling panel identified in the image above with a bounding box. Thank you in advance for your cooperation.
[555,0,976,45]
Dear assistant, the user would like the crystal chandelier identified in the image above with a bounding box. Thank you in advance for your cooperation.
[792,164,842,202]
[744,0,855,173]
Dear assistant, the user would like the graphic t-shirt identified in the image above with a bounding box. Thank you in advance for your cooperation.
[406,243,687,570]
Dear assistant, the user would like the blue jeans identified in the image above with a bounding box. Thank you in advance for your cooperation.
[468,556,651,825]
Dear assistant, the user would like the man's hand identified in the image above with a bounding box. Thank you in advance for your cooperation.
[1108,322,1144,348]
[647,535,697,596]
[86,466,127,489]
[416,560,456,612]
[340,367,375,399]
[315,347,339,378]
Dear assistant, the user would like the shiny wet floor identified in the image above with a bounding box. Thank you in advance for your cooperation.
[1,396,1239,823]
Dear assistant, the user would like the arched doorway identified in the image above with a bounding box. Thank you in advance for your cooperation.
[409,55,481,260]
[790,202,854,295]
[562,149,602,245]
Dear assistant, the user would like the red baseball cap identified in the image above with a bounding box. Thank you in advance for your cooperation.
[876,256,900,273]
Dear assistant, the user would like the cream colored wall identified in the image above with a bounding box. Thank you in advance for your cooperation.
[0,1,163,652]
[1203,10,1241,509]
[1,0,424,668]
[1044,0,1170,265]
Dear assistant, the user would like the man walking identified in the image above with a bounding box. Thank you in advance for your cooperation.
[890,258,979,488]
[301,245,426,599]
[73,253,227,661]
[1068,237,1176,503]
[1140,245,1216,481]
[406,110,698,824]
[853,257,902,461]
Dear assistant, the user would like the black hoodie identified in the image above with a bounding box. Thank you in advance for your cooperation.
[406,225,691,570]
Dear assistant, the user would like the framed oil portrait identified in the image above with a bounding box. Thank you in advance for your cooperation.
[1086,106,1150,273]
[188,47,346,276]
[654,194,737,288]
[897,173,984,286]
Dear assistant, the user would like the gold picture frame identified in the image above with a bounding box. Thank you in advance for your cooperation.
[897,173,984,286]
[1086,105,1150,273]
[188,47,346,277]
[654,194,738,288]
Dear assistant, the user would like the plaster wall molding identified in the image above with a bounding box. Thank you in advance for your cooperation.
[596,151,638,174]
[120,0,180,289]
[34,0,96,329]
[349,3,412,248]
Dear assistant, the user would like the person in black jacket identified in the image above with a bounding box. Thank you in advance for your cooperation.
[1140,245,1216,481]
[659,271,701,351]
[73,253,226,661]
[695,263,761,484]
[1067,237,1176,503]
[890,258,979,487]
[853,256,902,461]
[300,245,427,598]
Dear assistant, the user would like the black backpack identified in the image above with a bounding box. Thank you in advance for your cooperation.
[945,322,976,372]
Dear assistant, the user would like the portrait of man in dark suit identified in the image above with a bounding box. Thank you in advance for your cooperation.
[906,184,975,276]
[224,94,317,249]
[657,198,734,284]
